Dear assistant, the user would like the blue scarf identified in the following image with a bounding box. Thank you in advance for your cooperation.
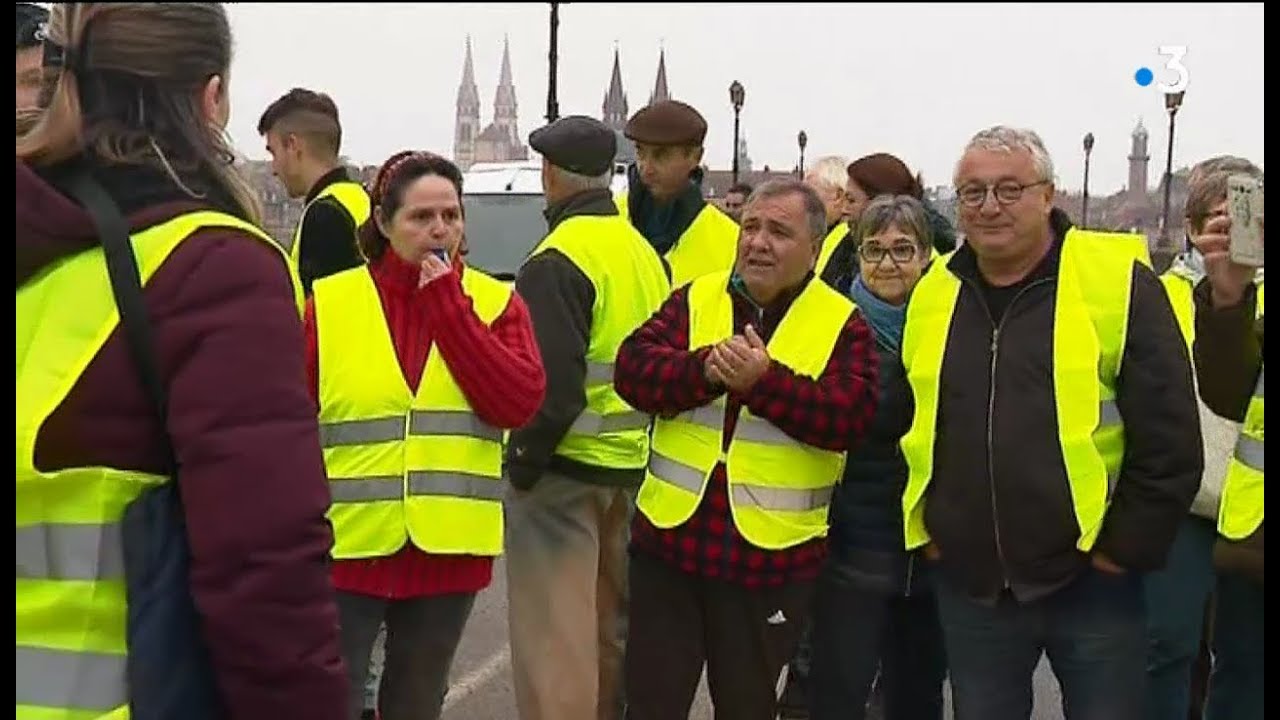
[850,275,907,353]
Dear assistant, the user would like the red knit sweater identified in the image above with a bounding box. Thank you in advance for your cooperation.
[303,251,545,599]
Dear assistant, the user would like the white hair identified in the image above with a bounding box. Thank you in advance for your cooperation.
[954,126,1055,185]
[804,155,849,191]
[548,164,612,192]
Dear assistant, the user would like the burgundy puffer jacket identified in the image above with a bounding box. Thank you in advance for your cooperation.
[16,158,348,719]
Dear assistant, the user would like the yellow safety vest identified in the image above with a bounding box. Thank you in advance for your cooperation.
[900,229,1150,551]
[290,179,372,265]
[616,191,740,288]
[16,211,301,720]
[815,222,848,276]
[313,265,512,558]
[636,271,852,550]
[1219,363,1264,539]
[526,214,671,468]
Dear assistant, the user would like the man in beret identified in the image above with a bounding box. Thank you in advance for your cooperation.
[620,100,740,288]
[17,2,49,128]
[505,114,672,720]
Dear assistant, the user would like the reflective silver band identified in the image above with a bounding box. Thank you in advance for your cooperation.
[407,471,505,502]
[16,644,127,712]
[15,522,123,582]
[731,483,834,512]
[328,476,404,502]
[647,452,707,494]
[409,411,503,443]
[568,410,651,435]
[1235,434,1265,473]
[320,416,405,447]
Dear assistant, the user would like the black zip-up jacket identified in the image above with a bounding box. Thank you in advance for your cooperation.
[505,188,639,490]
[923,209,1202,603]
[826,336,933,596]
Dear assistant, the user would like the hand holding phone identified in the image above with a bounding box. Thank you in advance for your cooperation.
[1227,174,1264,267]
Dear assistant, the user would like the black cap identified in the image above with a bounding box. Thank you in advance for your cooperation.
[17,3,49,49]
[529,115,618,176]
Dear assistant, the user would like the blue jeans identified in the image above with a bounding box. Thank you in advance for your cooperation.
[1143,516,1217,720]
[1204,572,1264,720]
[936,567,1146,720]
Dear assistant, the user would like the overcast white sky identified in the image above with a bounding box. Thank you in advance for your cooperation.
[224,2,1263,194]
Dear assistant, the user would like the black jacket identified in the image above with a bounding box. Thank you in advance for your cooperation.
[924,210,1202,603]
[505,188,640,490]
[827,334,932,596]
[297,167,365,296]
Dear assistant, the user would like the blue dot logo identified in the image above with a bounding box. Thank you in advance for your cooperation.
[1135,67,1154,87]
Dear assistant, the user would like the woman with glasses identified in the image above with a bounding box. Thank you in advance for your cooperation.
[809,195,948,720]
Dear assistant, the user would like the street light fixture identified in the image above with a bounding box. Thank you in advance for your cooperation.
[1081,132,1095,228]
[730,81,745,185]
[797,130,808,178]
[1157,90,1186,264]
[545,2,560,123]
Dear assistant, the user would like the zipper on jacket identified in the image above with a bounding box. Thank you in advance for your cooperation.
[904,552,916,598]
[961,276,1051,591]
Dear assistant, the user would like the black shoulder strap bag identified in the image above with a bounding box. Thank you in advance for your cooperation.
[60,169,223,720]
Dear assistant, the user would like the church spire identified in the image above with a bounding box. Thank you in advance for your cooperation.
[453,35,481,170]
[493,35,520,146]
[457,35,479,108]
[603,45,629,131]
[649,47,670,105]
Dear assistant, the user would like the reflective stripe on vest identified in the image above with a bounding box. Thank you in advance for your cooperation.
[637,271,852,550]
[290,180,372,264]
[17,211,299,718]
[815,222,848,277]
[314,265,511,558]
[527,214,671,469]
[1219,366,1265,540]
[616,192,740,288]
[900,228,1148,552]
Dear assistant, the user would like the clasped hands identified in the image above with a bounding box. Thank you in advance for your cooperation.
[704,324,770,394]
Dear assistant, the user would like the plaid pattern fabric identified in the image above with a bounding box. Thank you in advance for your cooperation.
[617,281,878,587]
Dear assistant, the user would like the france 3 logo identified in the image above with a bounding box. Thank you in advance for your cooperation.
[1134,46,1189,93]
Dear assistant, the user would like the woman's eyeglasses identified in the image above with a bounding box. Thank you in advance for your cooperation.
[859,243,920,264]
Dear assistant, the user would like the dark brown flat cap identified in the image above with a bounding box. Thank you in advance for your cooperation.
[624,100,707,146]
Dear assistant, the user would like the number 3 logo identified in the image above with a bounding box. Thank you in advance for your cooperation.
[1158,45,1189,93]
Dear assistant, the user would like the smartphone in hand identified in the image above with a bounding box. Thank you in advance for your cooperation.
[1227,174,1265,267]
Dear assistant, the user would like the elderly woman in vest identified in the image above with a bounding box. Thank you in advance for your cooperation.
[303,150,545,720]
[809,195,948,720]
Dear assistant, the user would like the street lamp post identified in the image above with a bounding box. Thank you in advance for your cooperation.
[729,81,745,185]
[797,130,808,178]
[545,2,560,123]
[1157,90,1186,264]
[1081,132,1095,228]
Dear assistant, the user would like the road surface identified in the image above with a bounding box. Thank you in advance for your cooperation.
[436,559,1066,720]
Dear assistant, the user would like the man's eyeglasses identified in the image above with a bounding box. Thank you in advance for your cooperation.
[956,180,1049,208]
[859,243,920,264]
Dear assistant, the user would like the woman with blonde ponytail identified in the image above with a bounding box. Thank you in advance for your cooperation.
[16,4,347,719]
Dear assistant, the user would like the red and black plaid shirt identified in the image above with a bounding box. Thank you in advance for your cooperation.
[616,278,878,588]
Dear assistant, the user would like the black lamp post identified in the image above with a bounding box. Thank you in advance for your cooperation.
[545,2,560,123]
[1157,90,1186,261]
[1081,132,1095,228]
[730,81,745,185]
[797,130,808,178]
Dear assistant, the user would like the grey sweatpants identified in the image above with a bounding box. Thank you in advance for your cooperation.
[336,591,476,720]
